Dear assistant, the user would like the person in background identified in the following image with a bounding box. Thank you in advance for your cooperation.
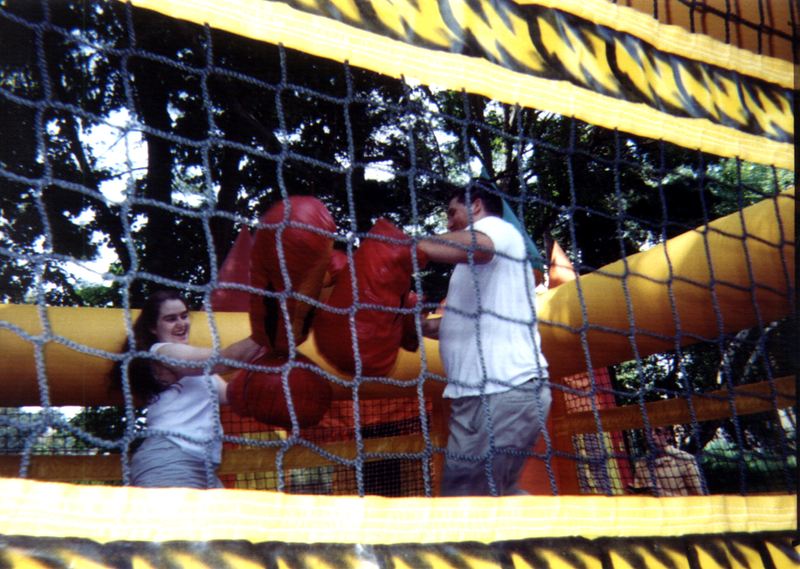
[419,185,550,496]
[628,426,705,496]
[111,289,260,489]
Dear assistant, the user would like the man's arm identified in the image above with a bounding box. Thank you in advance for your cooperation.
[418,230,494,265]
[420,315,441,339]
[682,459,705,496]
[627,459,656,495]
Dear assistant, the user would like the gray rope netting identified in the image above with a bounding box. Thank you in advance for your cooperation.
[0,0,795,497]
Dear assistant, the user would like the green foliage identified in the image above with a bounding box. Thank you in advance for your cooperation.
[69,407,145,454]
[613,318,796,403]
[75,279,124,308]
[0,406,144,457]
[701,414,797,494]
[1,0,794,304]
[0,408,94,455]
[0,408,44,455]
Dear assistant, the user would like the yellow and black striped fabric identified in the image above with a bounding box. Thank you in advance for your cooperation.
[129,0,794,169]
[2,532,799,569]
[250,0,793,144]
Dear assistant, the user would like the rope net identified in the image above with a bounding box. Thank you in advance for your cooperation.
[0,0,795,498]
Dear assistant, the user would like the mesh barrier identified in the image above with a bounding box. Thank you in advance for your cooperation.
[0,0,795,498]
[628,0,797,60]
[221,399,433,496]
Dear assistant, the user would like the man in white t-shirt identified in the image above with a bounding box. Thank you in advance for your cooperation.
[419,186,550,496]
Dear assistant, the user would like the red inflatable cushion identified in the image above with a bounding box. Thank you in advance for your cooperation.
[249,196,336,354]
[314,218,429,377]
[227,352,332,430]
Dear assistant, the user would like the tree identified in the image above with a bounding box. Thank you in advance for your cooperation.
[2,0,793,303]
[69,406,145,454]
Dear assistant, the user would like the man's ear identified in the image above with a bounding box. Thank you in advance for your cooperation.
[471,198,484,216]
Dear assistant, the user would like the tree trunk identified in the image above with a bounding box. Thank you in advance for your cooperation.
[132,60,174,281]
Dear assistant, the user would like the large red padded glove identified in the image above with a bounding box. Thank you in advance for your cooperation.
[226,352,332,430]
[249,196,336,355]
[314,218,429,377]
[400,291,420,353]
[210,226,252,313]
[319,248,348,303]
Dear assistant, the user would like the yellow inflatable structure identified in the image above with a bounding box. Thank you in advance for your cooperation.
[0,189,793,406]
[0,0,795,559]
[0,478,797,567]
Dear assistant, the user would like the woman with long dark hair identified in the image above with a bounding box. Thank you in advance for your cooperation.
[111,290,260,489]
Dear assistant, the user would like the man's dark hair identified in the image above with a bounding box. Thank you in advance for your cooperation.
[448,183,504,216]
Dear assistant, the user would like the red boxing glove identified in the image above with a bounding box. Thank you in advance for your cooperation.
[400,291,421,353]
[249,196,336,354]
[315,218,429,377]
[210,226,253,313]
[226,352,332,430]
[319,248,348,304]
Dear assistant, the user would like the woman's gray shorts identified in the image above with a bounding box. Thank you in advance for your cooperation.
[129,437,223,490]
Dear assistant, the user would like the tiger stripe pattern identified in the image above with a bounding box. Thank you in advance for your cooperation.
[267,0,792,144]
[1,533,799,569]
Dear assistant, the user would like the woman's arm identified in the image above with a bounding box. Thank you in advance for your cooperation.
[220,336,262,368]
[152,336,261,379]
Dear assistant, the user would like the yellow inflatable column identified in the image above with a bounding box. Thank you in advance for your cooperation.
[538,189,794,380]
